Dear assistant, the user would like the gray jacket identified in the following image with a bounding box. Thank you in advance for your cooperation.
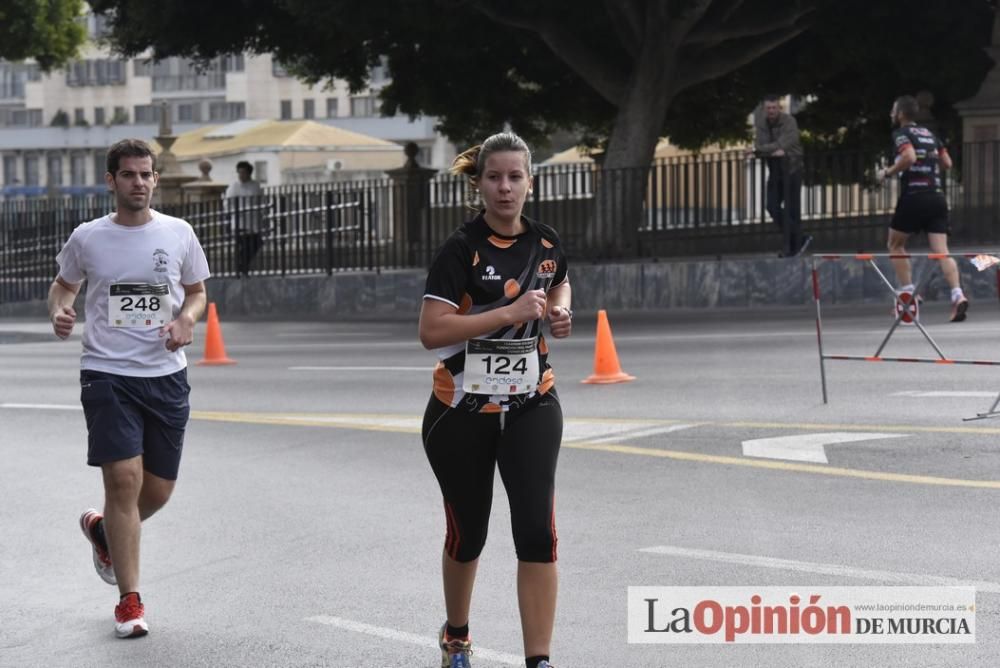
[754,112,803,173]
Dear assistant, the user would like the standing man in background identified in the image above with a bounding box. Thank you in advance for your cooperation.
[225,160,265,274]
[753,94,809,257]
[49,139,210,638]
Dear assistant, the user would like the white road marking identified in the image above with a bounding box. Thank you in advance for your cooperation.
[278,415,422,431]
[304,616,523,665]
[581,423,699,444]
[893,391,998,398]
[741,432,906,464]
[288,366,430,371]
[639,545,1000,594]
[0,403,81,411]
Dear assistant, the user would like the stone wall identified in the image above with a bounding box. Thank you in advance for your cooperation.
[3,255,994,321]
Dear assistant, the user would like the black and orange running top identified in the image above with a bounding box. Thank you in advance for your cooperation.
[892,123,947,196]
[423,212,569,413]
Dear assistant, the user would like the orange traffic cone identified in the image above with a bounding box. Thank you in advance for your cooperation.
[197,302,236,366]
[581,309,635,384]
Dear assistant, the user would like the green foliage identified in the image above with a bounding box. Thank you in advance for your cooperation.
[741,0,994,150]
[87,0,995,155]
[49,108,69,126]
[0,0,86,70]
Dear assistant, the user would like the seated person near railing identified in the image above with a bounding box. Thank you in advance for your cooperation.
[224,160,264,274]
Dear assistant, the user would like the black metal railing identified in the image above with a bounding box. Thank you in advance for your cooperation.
[3,144,998,304]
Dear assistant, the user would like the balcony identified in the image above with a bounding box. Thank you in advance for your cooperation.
[151,73,226,93]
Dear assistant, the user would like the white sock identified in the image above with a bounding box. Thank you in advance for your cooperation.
[898,283,915,294]
[951,287,965,303]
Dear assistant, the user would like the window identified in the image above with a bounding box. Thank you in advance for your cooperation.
[272,60,290,78]
[11,109,42,127]
[89,13,111,39]
[177,103,199,122]
[0,63,39,99]
[74,108,86,125]
[280,100,292,120]
[349,95,380,117]
[133,59,153,77]
[326,97,339,118]
[94,107,105,125]
[65,59,127,86]
[134,104,160,124]
[222,54,245,72]
[208,101,245,122]
[111,106,128,124]
[47,155,63,186]
[71,154,87,185]
[3,155,18,184]
[303,99,315,119]
[254,161,269,184]
[94,152,106,184]
[148,56,227,92]
[24,154,39,186]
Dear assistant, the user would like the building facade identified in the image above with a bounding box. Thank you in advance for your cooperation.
[0,12,453,197]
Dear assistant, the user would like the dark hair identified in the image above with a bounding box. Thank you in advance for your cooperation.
[236,160,253,174]
[106,139,156,175]
[763,94,781,103]
[894,95,920,120]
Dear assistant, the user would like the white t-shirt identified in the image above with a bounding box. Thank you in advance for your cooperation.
[55,210,212,377]
[224,179,265,233]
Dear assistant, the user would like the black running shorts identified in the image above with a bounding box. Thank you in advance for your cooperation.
[80,368,190,480]
[890,191,950,235]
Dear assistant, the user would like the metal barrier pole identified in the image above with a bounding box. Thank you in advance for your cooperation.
[812,255,828,403]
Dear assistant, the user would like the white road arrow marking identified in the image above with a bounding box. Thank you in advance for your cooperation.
[741,432,906,464]
[893,391,997,398]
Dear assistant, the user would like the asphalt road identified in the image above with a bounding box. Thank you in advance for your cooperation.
[3,301,1000,667]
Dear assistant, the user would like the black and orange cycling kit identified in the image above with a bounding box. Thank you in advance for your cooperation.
[421,212,568,563]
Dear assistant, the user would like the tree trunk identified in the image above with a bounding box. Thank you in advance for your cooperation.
[588,65,676,257]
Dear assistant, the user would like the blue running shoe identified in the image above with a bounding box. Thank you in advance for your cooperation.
[439,623,473,668]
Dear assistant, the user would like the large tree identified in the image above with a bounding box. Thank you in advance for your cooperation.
[0,0,86,70]
[89,0,994,249]
[87,0,825,169]
[88,0,994,159]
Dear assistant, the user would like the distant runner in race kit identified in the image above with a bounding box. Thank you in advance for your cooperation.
[48,139,210,638]
[418,132,572,668]
[878,95,968,323]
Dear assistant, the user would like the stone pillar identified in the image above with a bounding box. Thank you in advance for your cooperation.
[182,158,230,204]
[955,8,1000,214]
[385,142,437,266]
[153,102,197,207]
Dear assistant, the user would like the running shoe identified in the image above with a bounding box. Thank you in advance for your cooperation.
[79,508,116,585]
[439,624,473,668]
[537,662,556,668]
[950,297,969,323]
[114,592,148,638]
[893,290,921,325]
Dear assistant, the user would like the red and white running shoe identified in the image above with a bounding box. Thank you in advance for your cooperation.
[114,592,149,638]
[79,508,116,585]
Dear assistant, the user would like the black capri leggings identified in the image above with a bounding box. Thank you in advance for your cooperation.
[422,391,563,563]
